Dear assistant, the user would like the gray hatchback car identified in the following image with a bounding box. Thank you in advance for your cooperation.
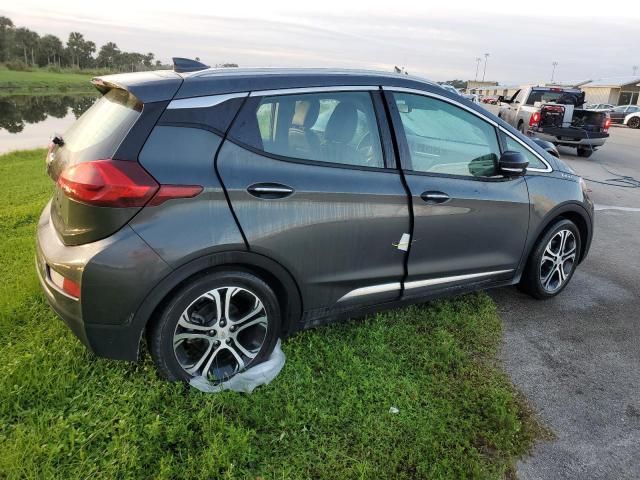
[36,61,593,382]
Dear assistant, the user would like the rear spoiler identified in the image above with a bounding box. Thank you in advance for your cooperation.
[91,70,183,103]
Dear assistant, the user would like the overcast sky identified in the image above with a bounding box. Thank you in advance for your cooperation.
[2,0,638,84]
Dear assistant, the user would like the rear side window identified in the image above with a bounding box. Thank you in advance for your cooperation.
[500,132,547,170]
[62,89,142,161]
[230,91,384,168]
[392,92,499,177]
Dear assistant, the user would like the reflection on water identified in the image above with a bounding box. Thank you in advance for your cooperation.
[0,95,97,153]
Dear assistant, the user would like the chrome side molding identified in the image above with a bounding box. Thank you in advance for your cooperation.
[337,269,513,302]
[166,92,249,110]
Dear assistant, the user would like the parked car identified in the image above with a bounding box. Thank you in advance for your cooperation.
[585,103,614,111]
[37,62,593,383]
[609,105,640,125]
[531,137,560,157]
[623,110,640,129]
[499,86,610,157]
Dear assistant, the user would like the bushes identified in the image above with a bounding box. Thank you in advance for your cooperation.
[4,60,32,72]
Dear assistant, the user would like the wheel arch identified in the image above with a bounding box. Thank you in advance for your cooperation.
[522,202,593,274]
[129,251,303,361]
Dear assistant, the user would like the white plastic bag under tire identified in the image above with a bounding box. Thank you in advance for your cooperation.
[189,340,286,393]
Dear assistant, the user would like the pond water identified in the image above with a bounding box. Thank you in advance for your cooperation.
[0,95,97,154]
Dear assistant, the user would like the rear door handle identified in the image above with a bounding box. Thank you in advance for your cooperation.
[421,191,450,204]
[247,183,294,199]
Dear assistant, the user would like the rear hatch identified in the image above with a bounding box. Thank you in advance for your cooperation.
[47,88,157,245]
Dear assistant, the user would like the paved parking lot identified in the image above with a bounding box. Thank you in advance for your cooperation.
[492,126,640,479]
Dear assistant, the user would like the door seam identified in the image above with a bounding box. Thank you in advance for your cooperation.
[379,88,413,299]
[212,94,251,250]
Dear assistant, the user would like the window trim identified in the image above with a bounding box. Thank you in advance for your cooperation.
[248,85,378,97]
[381,86,552,174]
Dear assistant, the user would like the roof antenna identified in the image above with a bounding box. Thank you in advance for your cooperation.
[173,57,210,73]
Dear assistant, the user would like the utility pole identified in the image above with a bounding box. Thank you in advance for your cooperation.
[474,57,481,81]
[551,61,558,83]
[482,53,490,82]
[634,65,638,76]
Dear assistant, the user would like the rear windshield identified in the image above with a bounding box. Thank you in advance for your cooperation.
[62,88,142,161]
[525,89,578,106]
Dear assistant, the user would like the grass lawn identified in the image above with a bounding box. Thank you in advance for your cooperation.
[0,149,545,479]
[0,69,94,96]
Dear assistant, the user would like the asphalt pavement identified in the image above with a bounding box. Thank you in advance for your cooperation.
[491,126,640,479]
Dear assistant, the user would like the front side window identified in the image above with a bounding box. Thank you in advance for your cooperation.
[392,92,499,177]
[500,132,548,170]
[234,91,384,168]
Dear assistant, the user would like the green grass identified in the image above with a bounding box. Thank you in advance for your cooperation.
[0,69,94,96]
[0,149,544,479]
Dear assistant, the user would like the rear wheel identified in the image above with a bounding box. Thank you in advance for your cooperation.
[518,121,525,134]
[576,147,594,158]
[628,117,640,129]
[519,219,581,299]
[148,270,281,382]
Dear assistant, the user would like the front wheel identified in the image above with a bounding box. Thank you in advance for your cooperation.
[148,270,281,382]
[628,117,640,129]
[519,219,581,299]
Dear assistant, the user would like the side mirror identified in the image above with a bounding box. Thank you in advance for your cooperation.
[497,95,505,103]
[499,151,528,176]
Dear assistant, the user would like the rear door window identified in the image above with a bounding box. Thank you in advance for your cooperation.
[230,91,384,168]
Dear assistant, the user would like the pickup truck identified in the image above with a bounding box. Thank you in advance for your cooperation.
[498,86,610,157]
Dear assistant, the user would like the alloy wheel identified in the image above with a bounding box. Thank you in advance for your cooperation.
[539,229,577,293]
[173,286,268,381]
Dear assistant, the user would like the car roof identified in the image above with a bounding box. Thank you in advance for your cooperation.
[173,67,440,99]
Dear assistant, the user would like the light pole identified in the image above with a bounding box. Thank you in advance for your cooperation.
[482,53,490,82]
[474,57,481,81]
[634,65,638,76]
[551,61,558,83]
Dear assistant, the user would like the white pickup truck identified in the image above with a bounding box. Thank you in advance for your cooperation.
[498,86,610,157]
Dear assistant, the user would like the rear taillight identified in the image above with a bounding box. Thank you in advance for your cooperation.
[529,112,541,128]
[58,159,203,208]
[58,159,159,207]
[149,185,203,206]
[603,117,611,132]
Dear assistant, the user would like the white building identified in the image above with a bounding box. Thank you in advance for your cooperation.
[578,77,640,106]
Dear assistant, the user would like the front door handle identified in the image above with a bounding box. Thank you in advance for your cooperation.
[421,191,450,204]
[247,183,294,199]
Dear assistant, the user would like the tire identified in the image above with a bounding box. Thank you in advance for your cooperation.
[576,147,594,158]
[628,117,640,129]
[517,121,525,134]
[148,269,281,382]
[519,219,581,299]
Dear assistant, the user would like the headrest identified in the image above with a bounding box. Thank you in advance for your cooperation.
[291,99,320,129]
[324,102,358,143]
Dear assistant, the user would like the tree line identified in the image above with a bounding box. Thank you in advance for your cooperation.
[0,15,167,72]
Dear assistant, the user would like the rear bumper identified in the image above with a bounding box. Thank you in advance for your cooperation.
[35,201,172,361]
[529,127,608,147]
